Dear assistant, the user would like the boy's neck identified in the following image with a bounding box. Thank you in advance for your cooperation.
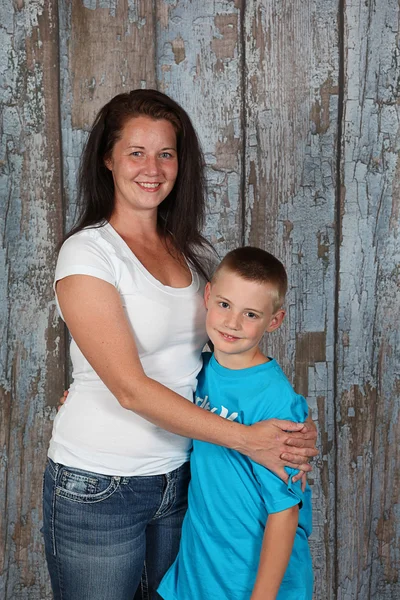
[213,346,270,370]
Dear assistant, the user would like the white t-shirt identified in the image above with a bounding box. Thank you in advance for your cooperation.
[48,222,209,476]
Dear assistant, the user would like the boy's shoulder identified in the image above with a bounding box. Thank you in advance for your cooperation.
[258,360,308,421]
[266,359,295,393]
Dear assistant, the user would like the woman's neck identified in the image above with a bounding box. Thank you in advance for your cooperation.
[109,208,160,244]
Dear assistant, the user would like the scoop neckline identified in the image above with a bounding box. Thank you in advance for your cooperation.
[103,222,199,295]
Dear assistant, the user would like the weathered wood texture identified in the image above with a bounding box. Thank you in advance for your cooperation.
[336,1,400,598]
[244,3,339,597]
[0,1,65,599]
[0,1,399,599]
[156,0,244,256]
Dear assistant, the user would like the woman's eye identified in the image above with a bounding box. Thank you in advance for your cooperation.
[160,152,173,159]
[130,151,142,157]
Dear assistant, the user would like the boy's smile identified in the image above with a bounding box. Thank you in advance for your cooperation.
[217,331,242,342]
[204,268,285,370]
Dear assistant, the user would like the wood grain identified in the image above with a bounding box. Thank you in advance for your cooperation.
[1,1,399,598]
[0,1,64,598]
[336,1,400,597]
[156,0,244,257]
[243,2,340,597]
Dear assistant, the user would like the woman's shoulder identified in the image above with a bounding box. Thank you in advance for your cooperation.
[56,223,118,280]
[61,222,108,246]
[60,223,120,257]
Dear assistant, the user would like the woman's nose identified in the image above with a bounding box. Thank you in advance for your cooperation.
[144,155,159,176]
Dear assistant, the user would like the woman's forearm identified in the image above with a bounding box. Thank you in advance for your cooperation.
[118,371,248,449]
[115,373,312,477]
[57,275,314,474]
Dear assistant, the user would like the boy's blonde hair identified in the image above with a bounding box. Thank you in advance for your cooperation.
[212,246,288,312]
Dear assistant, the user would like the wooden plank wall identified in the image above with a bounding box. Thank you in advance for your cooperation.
[337,1,400,597]
[0,1,398,598]
[1,1,65,598]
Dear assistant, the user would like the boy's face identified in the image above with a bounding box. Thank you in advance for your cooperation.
[204,268,285,363]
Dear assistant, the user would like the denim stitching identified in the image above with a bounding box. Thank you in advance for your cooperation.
[153,470,177,519]
[60,471,98,486]
[50,461,59,557]
[47,457,57,479]
[55,476,121,504]
[140,561,149,600]
[50,461,65,599]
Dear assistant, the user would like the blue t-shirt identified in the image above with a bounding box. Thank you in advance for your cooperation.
[158,353,313,600]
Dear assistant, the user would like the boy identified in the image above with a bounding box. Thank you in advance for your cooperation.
[158,246,313,600]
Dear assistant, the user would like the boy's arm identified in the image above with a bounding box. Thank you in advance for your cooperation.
[251,505,299,600]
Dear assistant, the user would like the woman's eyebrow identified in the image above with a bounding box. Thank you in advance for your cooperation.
[127,145,177,150]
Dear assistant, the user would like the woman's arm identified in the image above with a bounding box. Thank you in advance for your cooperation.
[57,275,318,477]
[251,505,299,600]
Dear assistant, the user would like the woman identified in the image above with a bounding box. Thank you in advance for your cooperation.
[43,89,317,600]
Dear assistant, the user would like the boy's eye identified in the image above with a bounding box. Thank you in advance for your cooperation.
[245,312,258,319]
[218,302,229,309]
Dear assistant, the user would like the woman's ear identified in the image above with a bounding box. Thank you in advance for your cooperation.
[265,309,285,333]
[204,282,211,308]
[104,155,112,171]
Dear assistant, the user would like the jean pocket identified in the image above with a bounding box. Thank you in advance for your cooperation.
[56,467,120,504]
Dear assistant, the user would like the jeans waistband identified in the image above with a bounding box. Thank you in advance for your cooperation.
[46,457,190,484]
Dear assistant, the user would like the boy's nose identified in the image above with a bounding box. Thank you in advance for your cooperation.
[224,314,241,330]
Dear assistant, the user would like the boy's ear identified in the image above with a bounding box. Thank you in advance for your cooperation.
[265,309,285,333]
[204,282,211,308]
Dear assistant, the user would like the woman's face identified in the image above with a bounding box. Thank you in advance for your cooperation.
[105,115,178,217]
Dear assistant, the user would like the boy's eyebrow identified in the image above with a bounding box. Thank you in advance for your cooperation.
[216,295,264,315]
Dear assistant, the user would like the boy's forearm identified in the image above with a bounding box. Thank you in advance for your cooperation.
[251,505,299,600]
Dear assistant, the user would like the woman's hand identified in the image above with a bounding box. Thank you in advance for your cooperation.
[56,276,318,473]
[57,390,69,411]
[240,418,318,482]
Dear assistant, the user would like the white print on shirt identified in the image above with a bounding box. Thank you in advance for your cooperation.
[195,395,239,422]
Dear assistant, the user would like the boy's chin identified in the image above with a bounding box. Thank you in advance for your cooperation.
[211,342,244,355]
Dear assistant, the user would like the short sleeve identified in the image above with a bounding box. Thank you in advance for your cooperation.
[251,389,309,514]
[55,231,116,289]
[54,230,116,320]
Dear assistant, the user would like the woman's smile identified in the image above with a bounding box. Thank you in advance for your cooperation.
[105,115,178,214]
[136,182,163,190]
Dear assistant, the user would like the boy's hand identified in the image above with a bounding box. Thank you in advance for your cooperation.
[243,418,318,482]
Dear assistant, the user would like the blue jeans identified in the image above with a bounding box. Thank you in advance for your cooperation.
[42,458,190,600]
